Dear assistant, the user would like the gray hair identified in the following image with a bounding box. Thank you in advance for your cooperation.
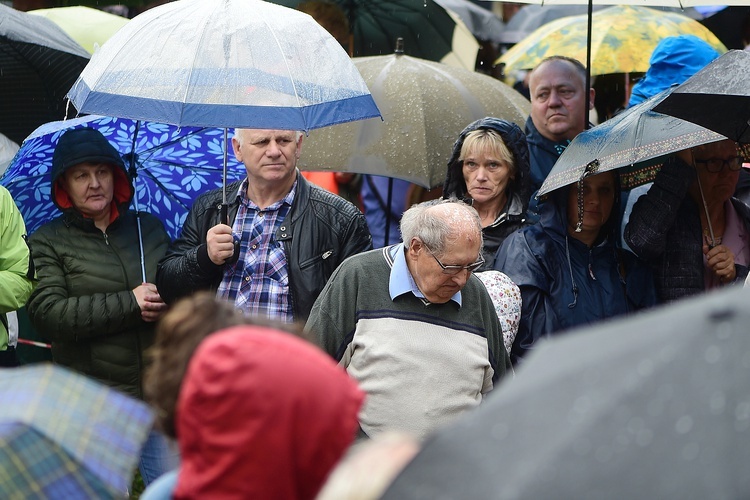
[400,198,483,255]
[232,128,303,145]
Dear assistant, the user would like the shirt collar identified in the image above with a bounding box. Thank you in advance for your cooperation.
[235,177,297,208]
[388,243,462,306]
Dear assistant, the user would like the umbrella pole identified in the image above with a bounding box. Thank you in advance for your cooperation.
[384,177,394,246]
[584,0,593,130]
[128,121,147,283]
[691,152,717,248]
[221,128,229,225]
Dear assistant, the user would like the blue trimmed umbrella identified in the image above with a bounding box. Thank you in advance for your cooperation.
[67,0,381,223]
[0,363,153,499]
[67,0,380,132]
[2,115,245,240]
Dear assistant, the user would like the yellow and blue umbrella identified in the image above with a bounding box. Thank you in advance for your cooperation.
[498,5,727,78]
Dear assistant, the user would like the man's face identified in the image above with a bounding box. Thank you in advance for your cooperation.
[232,129,302,187]
[529,59,592,143]
[61,162,115,219]
[407,235,482,304]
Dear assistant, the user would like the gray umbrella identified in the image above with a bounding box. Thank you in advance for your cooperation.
[434,0,506,44]
[383,285,750,499]
[497,4,604,45]
[537,85,725,197]
[653,49,750,143]
[297,47,529,189]
[0,4,89,144]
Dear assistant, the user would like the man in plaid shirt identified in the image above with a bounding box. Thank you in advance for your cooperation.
[156,128,372,322]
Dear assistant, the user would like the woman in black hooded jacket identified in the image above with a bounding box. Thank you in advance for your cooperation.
[442,117,531,270]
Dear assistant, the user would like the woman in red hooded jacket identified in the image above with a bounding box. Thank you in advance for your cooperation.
[144,323,364,500]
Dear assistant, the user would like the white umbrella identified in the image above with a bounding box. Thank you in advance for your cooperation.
[67,0,381,132]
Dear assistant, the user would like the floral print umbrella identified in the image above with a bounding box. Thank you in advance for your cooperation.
[1,115,245,239]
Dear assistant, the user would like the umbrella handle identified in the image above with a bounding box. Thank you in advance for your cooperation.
[220,203,240,265]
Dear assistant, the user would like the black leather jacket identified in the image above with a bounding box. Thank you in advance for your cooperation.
[156,172,372,321]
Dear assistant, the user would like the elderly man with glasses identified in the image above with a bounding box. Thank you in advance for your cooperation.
[305,198,512,441]
[626,139,750,302]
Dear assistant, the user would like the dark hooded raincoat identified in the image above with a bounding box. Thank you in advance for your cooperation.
[27,128,170,399]
[443,117,531,270]
[495,178,656,364]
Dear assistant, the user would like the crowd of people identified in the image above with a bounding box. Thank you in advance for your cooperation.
[1,3,748,498]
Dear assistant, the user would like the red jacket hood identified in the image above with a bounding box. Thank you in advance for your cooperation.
[173,326,364,500]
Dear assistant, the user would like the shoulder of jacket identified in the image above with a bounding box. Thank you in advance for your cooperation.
[307,184,361,216]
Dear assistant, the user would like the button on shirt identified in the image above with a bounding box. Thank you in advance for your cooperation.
[216,179,296,322]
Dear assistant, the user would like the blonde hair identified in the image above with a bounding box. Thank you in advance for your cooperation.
[459,128,515,174]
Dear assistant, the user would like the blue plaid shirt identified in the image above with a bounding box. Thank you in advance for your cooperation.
[216,179,296,322]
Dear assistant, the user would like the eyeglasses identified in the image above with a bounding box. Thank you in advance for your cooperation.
[423,244,485,275]
[694,156,745,173]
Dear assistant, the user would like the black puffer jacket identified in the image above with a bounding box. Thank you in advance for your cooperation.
[443,117,531,270]
[27,128,169,399]
[156,172,372,321]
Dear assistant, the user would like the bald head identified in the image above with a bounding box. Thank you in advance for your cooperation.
[401,199,482,255]
[529,57,594,142]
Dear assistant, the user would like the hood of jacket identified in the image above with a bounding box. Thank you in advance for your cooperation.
[174,325,364,500]
[51,127,133,221]
[628,35,720,108]
[443,117,531,217]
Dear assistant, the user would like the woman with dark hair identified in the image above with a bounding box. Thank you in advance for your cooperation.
[495,169,656,365]
[442,117,531,270]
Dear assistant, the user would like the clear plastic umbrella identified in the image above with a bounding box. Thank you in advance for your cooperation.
[67,0,381,224]
[67,0,380,132]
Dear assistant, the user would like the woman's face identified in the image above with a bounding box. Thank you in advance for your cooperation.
[692,140,740,204]
[61,162,114,220]
[566,170,616,240]
[462,148,514,208]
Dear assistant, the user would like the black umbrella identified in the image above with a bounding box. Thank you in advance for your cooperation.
[0,5,89,145]
[383,285,750,499]
[654,50,750,144]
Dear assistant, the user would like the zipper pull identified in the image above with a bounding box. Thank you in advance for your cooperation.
[588,262,596,280]
[103,232,109,246]
[322,250,333,260]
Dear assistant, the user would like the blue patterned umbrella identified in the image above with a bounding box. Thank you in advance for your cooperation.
[1,115,245,239]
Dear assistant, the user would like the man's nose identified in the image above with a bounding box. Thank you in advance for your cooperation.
[452,269,470,287]
[266,140,282,156]
[548,90,562,106]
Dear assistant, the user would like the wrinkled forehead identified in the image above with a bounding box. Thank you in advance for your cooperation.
[242,129,298,142]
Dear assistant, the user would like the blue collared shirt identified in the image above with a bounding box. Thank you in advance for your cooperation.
[388,243,462,306]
